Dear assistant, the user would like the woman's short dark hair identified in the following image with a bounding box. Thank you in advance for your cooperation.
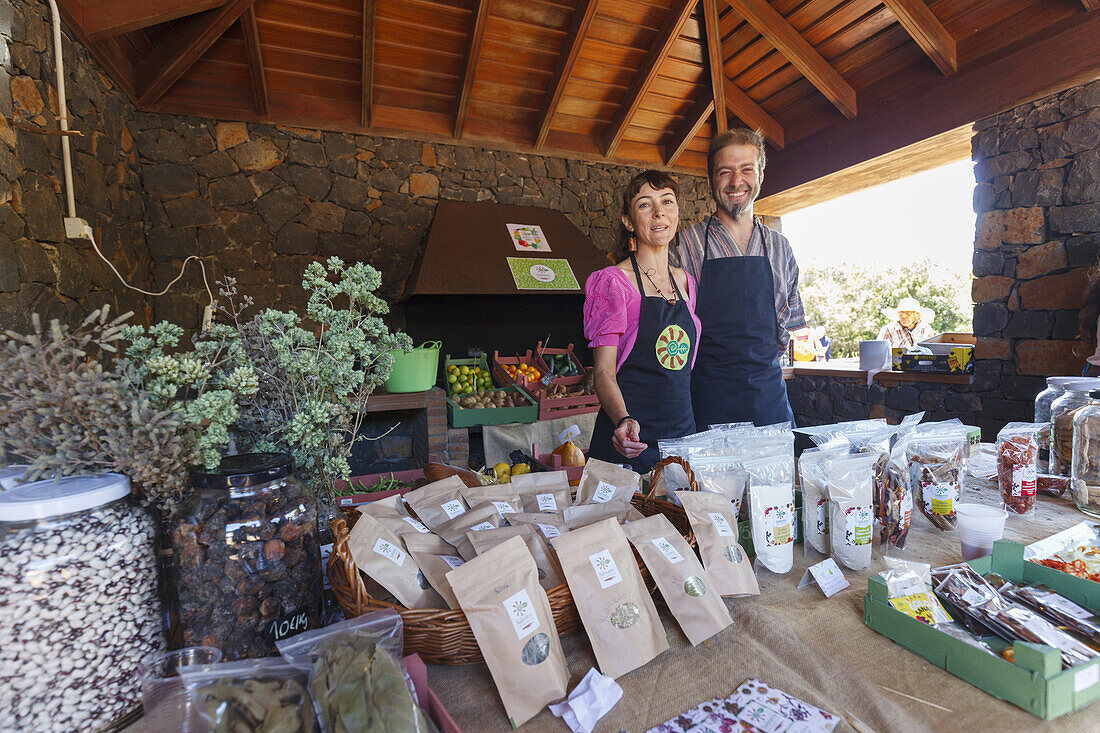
[612,170,681,263]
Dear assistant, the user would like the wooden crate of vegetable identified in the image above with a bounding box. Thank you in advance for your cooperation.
[532,341,600,420]
[491,350,545,393]
[447,384,537,427]
[333,469,427,507]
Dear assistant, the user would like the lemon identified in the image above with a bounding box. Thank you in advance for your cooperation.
[510,463,531,476]
[493,462,511,480]
[447,374,457,384]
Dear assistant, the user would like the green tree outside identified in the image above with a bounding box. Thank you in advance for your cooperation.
[799,258,973,358]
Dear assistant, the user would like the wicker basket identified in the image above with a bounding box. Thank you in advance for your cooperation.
[327,456,699,665]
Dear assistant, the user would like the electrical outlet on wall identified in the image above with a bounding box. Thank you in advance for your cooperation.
[64,217,93,240]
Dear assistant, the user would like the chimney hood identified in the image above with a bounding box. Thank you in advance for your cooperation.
[402,200,611,298]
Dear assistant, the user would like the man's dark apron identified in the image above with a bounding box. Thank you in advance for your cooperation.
[690,216,795,429]
[588,254,698,473]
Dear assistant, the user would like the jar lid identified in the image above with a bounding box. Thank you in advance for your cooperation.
[0,464,27,490]
[189,452,290,490]
[1065,379,1100,393]
[0,473,130,521]
[1047,376,1080,389]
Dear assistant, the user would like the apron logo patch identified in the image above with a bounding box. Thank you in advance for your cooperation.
[655,325,691,370]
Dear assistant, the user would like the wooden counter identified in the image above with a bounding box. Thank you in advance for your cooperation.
[784,361,971,385]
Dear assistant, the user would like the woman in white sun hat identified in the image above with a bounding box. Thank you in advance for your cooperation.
[877,296,935,349]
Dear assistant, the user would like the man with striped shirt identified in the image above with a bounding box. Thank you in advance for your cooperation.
[673,129,803,428]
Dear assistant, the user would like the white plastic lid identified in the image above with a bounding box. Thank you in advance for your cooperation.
[1046,376,1079,389]
[1064,379,1100,393]
[0,465,27,490]
[0,473,131,521]
[558,425,581,446]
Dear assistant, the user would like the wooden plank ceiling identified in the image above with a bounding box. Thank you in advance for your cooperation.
[58,0,1100,201]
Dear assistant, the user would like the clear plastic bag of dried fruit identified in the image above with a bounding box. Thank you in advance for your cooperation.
[996,422,1044,516]
[906,422,969,531]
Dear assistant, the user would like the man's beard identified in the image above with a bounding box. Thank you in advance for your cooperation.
[713,185,757,220]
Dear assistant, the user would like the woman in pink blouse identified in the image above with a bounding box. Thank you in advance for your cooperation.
[583,170,701,473]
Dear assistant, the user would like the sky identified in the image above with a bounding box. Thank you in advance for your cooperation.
[780,159,977,274]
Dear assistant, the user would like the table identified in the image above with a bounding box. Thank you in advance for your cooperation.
[426,480,1100,732]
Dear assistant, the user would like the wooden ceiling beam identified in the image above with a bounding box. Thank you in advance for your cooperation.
[882,0,956,75]
[702,0,727,134]
[136,0,255,107]
[83,0,229,41]
[665,90,714,167]
[604,0,696,158]
[454,0,491,140]
[533,0,599,149]
[240,6,267,115]
[760,12,1100,200]
[361,0,375,128]
[724,0,857,119]
[723,78,784,148]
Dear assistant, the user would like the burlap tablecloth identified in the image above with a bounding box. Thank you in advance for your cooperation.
[426,479,1100,732]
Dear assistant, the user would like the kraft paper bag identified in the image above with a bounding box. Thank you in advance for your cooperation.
[552,518,668,678]
[676,490,760,597]
[446,537,569,727]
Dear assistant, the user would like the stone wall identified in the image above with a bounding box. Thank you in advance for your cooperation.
[788,77,1100,436]
[134,119,713,327]
[0,0,152,332]
[0,0,714,334]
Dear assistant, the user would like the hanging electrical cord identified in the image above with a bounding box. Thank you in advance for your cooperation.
[45,0,215,324]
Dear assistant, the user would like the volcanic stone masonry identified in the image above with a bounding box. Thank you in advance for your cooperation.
[787,77,1100,436]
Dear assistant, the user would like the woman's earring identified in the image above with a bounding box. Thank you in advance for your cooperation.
[628,236,637,252]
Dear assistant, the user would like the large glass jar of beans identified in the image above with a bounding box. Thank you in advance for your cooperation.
[0,473,164,731]
[170,453,322,660]
[1050,379,1100,476]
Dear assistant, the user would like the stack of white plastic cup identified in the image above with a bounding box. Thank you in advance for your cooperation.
[956,503,1008,560]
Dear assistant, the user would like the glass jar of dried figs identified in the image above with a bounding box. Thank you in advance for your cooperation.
[170,453,323,661]
[1050,380,1100,477]
[0,474,164,731]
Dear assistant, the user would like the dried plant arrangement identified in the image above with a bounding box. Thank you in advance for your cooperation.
[0,307,232,511]
[209,258,411,504]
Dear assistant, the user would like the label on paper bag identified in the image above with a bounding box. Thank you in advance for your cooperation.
[536,493,558,511]
[491,501,516,515]
[504,588,540,639]
[469,521,494,532]
[845,505,873,546]
[372,538,406,567]
[592,480,617,503]
[589,549,623,588]
[441,500,466,519]
[537,523,561,539]
[651,536,684,564]
[441,555,465,569]
[401,517,430,533]
[708,512,735,537]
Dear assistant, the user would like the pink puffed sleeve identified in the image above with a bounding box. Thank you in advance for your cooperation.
[584,267,630,348]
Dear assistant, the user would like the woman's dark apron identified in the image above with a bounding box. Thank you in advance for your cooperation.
[588,255,698,473]
[690,216,795,429]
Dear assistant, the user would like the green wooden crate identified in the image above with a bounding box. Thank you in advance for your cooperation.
[443,353,494,394]
[446,384,537,428]
[863,539,1100,719]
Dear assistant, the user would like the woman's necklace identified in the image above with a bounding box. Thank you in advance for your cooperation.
[642,267,677,305]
